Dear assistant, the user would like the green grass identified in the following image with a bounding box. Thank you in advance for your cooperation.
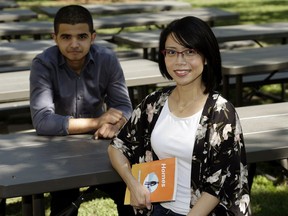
[251,176,288,216]
[4,0,287,215]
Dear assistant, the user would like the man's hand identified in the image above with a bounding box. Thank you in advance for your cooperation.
[94,123,119,139]
[94,109,127,139]
[98,108,123,127]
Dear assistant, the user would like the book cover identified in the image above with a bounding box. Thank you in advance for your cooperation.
[124,157,178,205]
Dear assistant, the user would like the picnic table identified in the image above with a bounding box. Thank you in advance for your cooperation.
[112,23,288,106]
[221,44,288,106]
[113,22,288,59]
[0,7,238,39]
[0,101,287,215]
[0,9,38,22]
[93,7,239,29]
[37,1,191,16]
[1,44,288,107]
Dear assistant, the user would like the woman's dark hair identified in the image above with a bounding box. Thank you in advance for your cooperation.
[158,16,222,93]
[54,5,94,34]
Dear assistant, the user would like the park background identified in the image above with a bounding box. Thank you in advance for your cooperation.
[3,0,288,215]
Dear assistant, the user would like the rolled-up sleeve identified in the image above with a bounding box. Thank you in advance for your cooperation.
[103,54,132,120]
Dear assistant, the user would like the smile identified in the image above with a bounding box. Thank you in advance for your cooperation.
[174,69,191,76]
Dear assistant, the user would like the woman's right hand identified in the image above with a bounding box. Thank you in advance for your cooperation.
[129,180,152,210]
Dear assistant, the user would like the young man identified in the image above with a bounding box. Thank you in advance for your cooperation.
[29,5,133,216]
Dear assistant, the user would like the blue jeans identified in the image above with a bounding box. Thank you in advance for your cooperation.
[151,204,185,216]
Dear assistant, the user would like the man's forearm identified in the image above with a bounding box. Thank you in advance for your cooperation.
[68,118,99,134]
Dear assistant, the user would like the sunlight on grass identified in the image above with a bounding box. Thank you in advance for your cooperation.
[79,198,117,216]
[187,0,288,24]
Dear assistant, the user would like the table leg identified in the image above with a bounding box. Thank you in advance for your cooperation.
[22,196,33,216]
[151,48,157,61]
[222,75,229,99]
[248,163,257,192]
[143,48,148,59]
[0,199,6,216]
[33,194,45,216]
[235,75,243,107]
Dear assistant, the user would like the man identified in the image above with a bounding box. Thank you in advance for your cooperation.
[30,5,133,216]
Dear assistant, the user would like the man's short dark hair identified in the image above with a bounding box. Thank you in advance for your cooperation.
[54,5,94,34]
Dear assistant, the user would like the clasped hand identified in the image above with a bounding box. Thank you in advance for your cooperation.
[94,108,124,139]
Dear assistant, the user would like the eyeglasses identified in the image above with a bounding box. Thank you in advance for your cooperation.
[161,49,198,59]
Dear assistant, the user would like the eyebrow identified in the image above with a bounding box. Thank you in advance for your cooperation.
[59,33,89,37]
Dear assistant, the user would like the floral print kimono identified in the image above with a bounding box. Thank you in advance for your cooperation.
[110,86,250,216]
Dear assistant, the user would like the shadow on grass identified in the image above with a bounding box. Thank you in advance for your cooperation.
[5,188,111,216]
[251,189,288,216]
[251,161,288,216]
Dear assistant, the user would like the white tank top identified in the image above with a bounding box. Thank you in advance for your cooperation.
[151,100,202,215]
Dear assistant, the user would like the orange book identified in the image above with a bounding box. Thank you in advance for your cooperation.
[124,157,178,205]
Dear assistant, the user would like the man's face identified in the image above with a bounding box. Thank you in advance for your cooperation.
[53,23,96,68]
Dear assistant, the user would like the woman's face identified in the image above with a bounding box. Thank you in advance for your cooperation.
[163,34,205,88]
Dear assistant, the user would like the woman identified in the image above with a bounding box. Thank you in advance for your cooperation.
[108,16,250,216]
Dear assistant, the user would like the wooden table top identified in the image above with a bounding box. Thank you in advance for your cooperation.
[37,1,191,16]
[0,7,238,37]
[221,44,288,75]
[0,1,18,10]
[0,59,168,103]
[0,39,117,68]
[113,22,288,49]
[0,102,287,198]
[237,102,288,163]
[93,8,238,29]
[0,9,38,22]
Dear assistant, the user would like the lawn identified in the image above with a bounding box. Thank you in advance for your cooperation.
[4,0,288,215]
